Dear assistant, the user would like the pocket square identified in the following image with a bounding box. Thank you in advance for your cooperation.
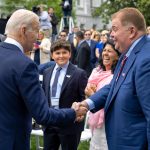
[66,75,71,78]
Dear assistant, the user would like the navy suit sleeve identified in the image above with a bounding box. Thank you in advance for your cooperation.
[135,57,150,145]
[18,62,76,126]
[89,83,111,112]
[78,45,90,69]
[78,70,88,101]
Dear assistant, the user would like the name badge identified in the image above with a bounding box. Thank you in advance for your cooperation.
[51,97,59,108]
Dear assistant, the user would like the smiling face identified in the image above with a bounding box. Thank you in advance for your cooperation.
[110,16,133,53]
[84,30,91,40]
[102,43,119,71]
[51,48,71,66]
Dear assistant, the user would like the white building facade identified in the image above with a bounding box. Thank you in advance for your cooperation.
[74,0,108,30]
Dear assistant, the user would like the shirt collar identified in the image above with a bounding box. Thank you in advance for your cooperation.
[86,40,91,46]
[126,36,144,57]
[55,61,69,71]
[4,37,24,53]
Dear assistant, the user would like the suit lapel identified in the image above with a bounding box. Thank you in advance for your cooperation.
[105,36,147,113]
[60,63,75,95]
[104,54,136,113]
[45,66,55,106]
[111,53,136,99]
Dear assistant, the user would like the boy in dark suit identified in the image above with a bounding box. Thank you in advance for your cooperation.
[42,40,88,150]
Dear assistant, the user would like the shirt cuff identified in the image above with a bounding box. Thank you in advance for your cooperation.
[85,98,95,110]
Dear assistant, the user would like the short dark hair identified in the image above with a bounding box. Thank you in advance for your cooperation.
[59,30,67,35]
[51,40,71,53]
[75,31,84,40]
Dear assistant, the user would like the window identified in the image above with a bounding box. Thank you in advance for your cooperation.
[77,0,80,5]
[91,0,101,7]
[76,0,84,8]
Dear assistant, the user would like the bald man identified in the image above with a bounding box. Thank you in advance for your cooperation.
[0,9,87,150]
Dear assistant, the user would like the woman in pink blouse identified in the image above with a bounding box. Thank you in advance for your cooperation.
[85,40,120,150]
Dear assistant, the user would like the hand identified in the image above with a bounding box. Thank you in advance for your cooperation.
[71,102,88,122]
[85,86,95,97]
[90,84,97,92]
[85,84,97,97]
[80,100,89,110]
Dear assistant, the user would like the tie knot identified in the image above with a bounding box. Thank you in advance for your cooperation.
[123,55,127,60]
[57,67,62,72]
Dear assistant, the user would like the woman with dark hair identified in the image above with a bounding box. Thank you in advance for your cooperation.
[85,41,120,150]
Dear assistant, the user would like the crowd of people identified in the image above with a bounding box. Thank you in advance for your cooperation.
[0,3,150,150]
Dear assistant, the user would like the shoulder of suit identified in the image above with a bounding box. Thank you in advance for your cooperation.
[68,63,80,71]
[74,65,86,73]
[44,64,55,73]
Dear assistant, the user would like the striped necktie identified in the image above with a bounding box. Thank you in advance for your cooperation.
[51,67,62,97]
[116,55,128,82]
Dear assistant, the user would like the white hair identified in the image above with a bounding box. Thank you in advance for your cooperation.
[5,9,39,35]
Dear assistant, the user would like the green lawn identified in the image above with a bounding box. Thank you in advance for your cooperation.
[30,136,89,150]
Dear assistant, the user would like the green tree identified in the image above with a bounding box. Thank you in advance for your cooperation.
[92,0,150,26]
[2,0,76,24]
[2,0,63,20]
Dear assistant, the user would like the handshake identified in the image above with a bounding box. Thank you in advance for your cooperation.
[71,101,89,122]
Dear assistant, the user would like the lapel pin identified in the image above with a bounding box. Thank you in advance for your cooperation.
[122,73,126,77]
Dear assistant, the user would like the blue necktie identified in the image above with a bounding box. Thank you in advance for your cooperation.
[51,67,62,97]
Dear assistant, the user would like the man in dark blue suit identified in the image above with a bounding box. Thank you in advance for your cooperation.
[75,31,92,77]
[42,40,87,150]
[76,7,150,150]
[0,9,87,150]
[84,29,97,69]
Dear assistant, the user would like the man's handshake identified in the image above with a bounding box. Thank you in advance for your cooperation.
[71,101,89,122]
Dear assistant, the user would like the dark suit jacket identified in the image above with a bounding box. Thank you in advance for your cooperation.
[89,36,150,150]
[49,13,58,35]
[68,33,74,44]
[88,40,97,68]
[61,0,72,11]
[75,41,92,77]
[68,34,77,63]
[42,63,87,134]
[0,42,75,150]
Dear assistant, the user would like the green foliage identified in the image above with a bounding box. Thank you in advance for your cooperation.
[92,0,150,25]
[1,0,76,23]
[1,0,62,20]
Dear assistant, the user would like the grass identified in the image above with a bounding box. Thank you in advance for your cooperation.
[78,141,90,150]
[30,135,89,150]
